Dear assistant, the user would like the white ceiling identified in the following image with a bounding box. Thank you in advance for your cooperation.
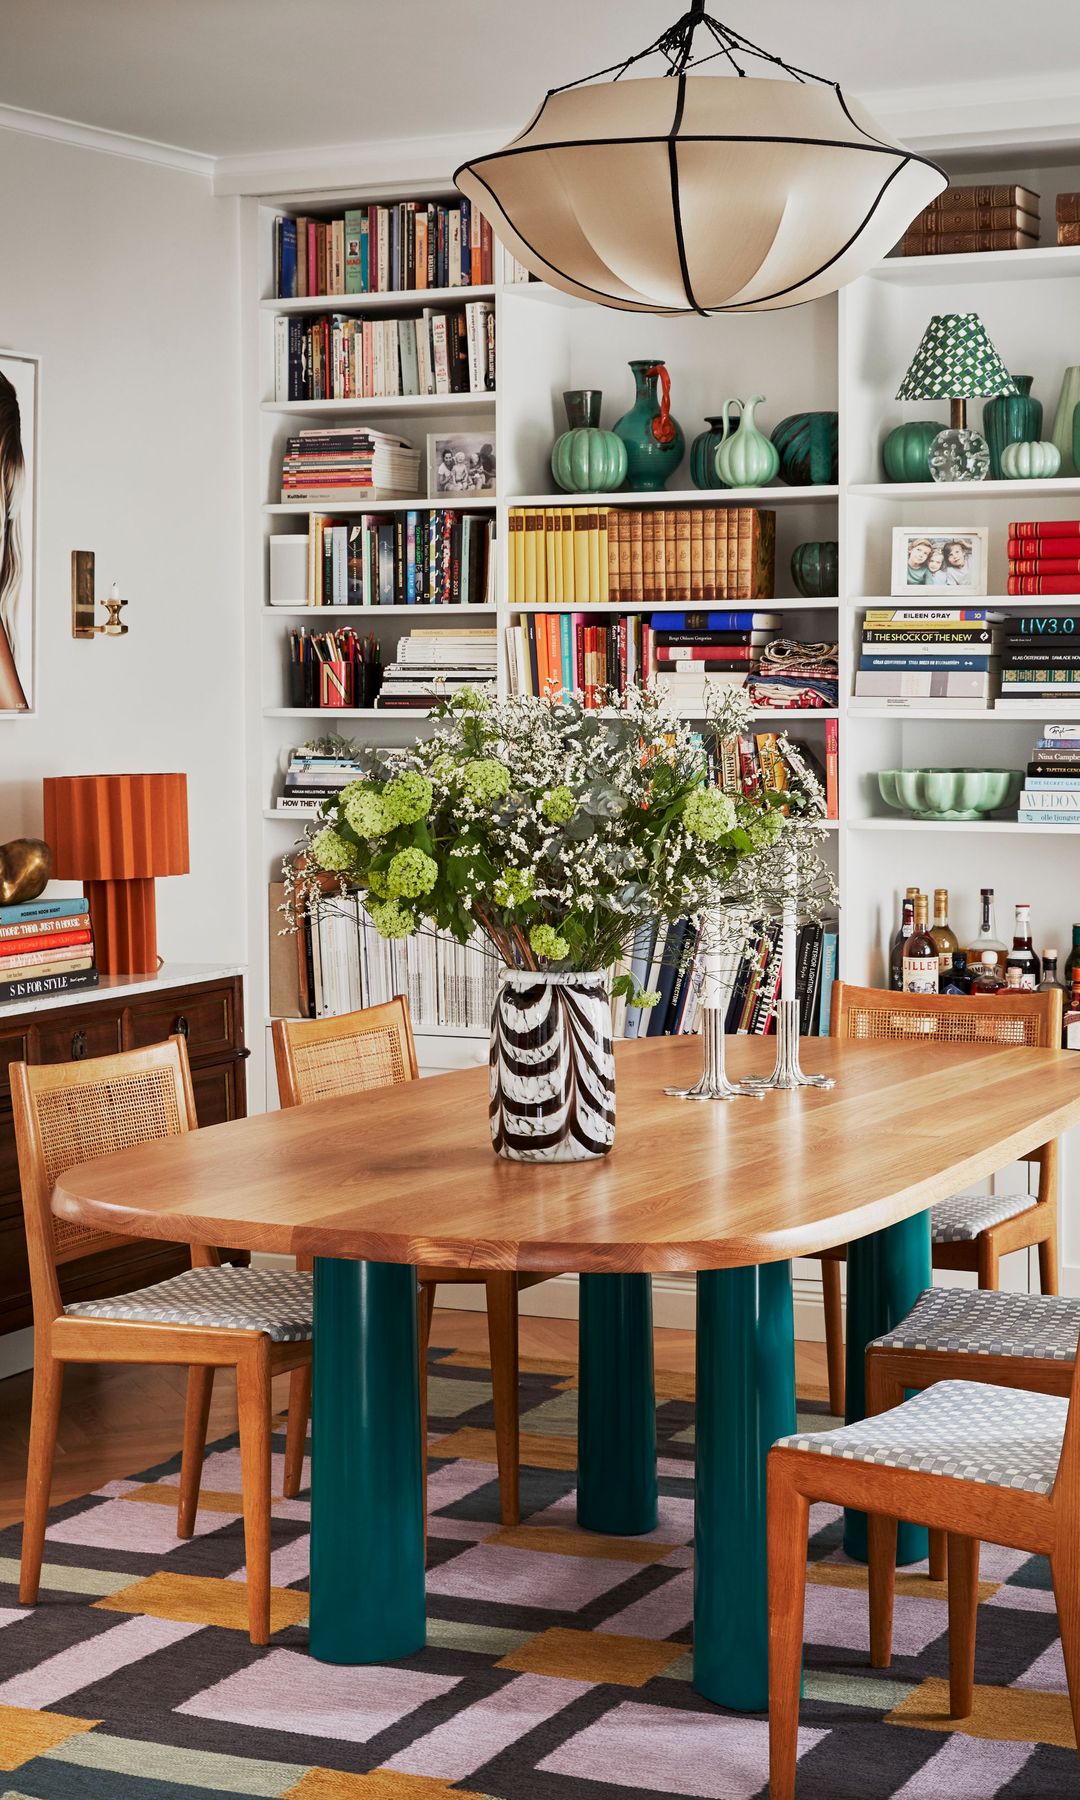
[2,0,1080,160]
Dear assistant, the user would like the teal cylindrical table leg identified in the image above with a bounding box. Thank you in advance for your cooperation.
[843,1211,931,1565]
[309,1256,425,1663]
[577,1273,657,1535]
[694,1262,796,1712]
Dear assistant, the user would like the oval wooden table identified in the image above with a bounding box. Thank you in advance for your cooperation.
[52,1033,1080,1713]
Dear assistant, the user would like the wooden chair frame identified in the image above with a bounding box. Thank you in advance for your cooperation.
[12,1036,311,1645]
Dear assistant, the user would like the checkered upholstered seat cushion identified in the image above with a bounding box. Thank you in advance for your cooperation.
[775,1379,1067,1494]
[872,1285,1080,1362]
[65,1267,313,1342]
[931,1190,1036,1243]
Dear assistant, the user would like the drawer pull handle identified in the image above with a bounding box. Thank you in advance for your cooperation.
[71,1030,88,1061]
[174,1015,190,1039]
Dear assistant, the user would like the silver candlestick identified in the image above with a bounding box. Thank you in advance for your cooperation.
[665,926,764,1102]
[741,840,834,1092]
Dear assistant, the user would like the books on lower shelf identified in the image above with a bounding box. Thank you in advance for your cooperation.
[273,304,494,401]
[298,509,495,607]
[710,723,838,820]
[618,917,836,1041]
[995,585,1080,702]
[1019,724,1080,826]
[0,896,98,1004]
[280,429,420,503]
[273,201,493,299]
[854,607,1002,710]
[275,747,368,812]
[375,627,498,711]
[507,505,776,605]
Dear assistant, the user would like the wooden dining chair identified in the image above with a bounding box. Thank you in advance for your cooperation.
[767,1350,1080,1799]
[814,981,1063,1418]
[12,1037,313,1644]
[273,995,551,1527]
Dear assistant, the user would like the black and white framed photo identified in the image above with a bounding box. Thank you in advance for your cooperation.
[427,432,496,496]
[890,525,988,598]
[0,351,38,715]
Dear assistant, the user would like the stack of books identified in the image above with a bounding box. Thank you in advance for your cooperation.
[274,302,495,402]
[303,510,494,607]
[0,895,98,1005]
[375,627,498,711]
[617,916,835,1040]
[276,747,368,814]
[273,201,493,298]
[506,505,775,605]
[651,610,773,713]
[852,607,1002,710]
[997,611,1080,709]
[1018,724,1080,826]
[506,614,648,707]
[1007,519,1080,595]
[900,183,1040,256]
[280,429,420,504]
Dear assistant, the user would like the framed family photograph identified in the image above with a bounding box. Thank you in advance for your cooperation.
[427,432,496,497]
[891,525,988,598]
[0,350,38,716]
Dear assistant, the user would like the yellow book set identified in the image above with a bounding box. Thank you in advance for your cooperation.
[506,504,776,606]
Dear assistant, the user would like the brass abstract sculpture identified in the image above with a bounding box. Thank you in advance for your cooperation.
[0,837,52,905]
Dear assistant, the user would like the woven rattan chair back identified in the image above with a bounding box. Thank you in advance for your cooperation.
[830,980,1062,1051]
[272,996,419,1108]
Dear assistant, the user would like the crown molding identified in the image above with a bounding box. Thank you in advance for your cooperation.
[0,102,214,179]
[210,125,508,198]
[867,76,1080,156]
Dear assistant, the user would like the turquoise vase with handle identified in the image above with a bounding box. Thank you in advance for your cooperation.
[714,396,779,489]
[983,375,1042,480]
[612,360,684,492]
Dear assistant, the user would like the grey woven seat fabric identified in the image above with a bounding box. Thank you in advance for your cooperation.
[931,1190,1036,1243]
[65,1267,313,1342]
[872,1285,1080,1362]
[775,1379,1067,1494]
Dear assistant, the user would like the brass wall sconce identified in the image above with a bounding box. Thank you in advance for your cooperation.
[71,551,128,639]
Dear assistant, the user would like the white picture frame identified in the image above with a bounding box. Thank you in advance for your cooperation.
[890,525,988,598]
[426,432,496,497]
[0,351,39,717]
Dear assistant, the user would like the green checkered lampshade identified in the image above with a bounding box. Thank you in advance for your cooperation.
[895,312,1017,401]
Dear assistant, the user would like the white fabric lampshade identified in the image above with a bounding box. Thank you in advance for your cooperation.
[456,75,946,314]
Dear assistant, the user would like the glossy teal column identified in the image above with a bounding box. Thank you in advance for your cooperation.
[577,1273,658,1535]
[309,1257,425,1663]
[843,1211,931,1565]
[694,1262,796,1711]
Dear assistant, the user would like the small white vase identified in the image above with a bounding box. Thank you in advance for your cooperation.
[489,970,615,1162]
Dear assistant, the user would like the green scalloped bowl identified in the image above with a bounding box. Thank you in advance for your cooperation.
[877,768,1023,822]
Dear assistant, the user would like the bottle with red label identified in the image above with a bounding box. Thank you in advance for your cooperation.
[1005,903,1041,991]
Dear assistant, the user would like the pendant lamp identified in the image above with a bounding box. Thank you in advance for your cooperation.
[455,3,947,315]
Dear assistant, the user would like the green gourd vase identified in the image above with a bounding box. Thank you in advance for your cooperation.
[1001,439,1061,480]
[612,360,684,492]
[882,420,943,483]
[790,541,839,598]
[770,411,838,486]
[983,375,1042,480]
[690,416,729,490]
[550,390,628,494]
[714,396,779,489]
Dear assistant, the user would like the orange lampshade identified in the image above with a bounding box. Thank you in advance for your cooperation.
[42,773,189,975]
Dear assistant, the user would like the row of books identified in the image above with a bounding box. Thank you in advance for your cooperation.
[504,611,775,708]
[298,510,495,608]
[280,429,420,504]
[1007,519,1080,595]
[506,505,776,606]
[274,304,495,403]
[618,917,837,1040]
[1000,611,1080,699]
[853,607,1001,710]
[0,895,99,1005]
[273,202,494,298]
[276,748,368,813]
[709,723,839,820]
[1018,724,1080,826]
[899,183,1040,256]
[375,627,498,712]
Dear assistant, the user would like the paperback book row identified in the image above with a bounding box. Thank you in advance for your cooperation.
[618,916,837,1040]
[376,628,498,712]
[710,721,838,820]
[506,505,776,606]
[1018,722,1080,826]
[273,202,494,299]
[853,607,1002,710]
[274,303,495,402]
[899,183,1040,256]
[288,893,500,1031]
[275,747,368,813]
[0,896,99,1005]
[289,510,495,608]
[280,429,421,504]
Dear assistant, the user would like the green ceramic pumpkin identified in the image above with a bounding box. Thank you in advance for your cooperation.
[714,396,779,488]
[771,411,838,486]
[690,416,729,490]
[550,426,628,494]
[882,420,942,483]
[791,541,839,598]
[999,438,1061,480]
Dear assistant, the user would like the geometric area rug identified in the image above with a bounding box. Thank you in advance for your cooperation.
[0,1345,1075,1799]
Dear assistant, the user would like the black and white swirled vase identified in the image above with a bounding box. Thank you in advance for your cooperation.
[489,971,616,1162]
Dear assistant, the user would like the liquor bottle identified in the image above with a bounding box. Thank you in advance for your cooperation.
[1064,925,1080,987]
[1038,949,1066,994]
[966,887,1007,975]
[889,888,920,991]
[1064,970,1080,1049]
[971,950,1004,996]
[1005,902,1041,990]
[902,894,939,994]
[1001,965,1024,993]
[940,951,971,996]
[929,888,959,974]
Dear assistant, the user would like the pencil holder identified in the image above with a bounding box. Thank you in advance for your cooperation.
[320,661,353,708]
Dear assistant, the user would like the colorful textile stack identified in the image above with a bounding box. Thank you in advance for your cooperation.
[746,638,838,710]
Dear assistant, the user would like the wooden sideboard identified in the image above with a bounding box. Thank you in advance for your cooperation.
[0,966,248,1339]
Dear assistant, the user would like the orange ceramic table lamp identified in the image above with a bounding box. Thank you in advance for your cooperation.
[42,773,189,975]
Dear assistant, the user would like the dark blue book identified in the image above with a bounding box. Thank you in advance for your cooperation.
[647,919,688,1037]
[650,611,780,632]
[279,217,297,298]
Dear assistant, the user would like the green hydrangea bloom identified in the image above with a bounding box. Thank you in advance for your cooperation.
[541,785,576,825]
[639,989,661,1008]
[429,753,457,785]
[310,827,355,872]
[366,868,390,899]
[384,771,432,825]
[387,846,439,899]
[493,867,533,908]
[368,898,415,940]
[341,782,389,839]
[529,923,570,962]
[749,811,784,849]
[462,758,511,804]
[683,788,737,843]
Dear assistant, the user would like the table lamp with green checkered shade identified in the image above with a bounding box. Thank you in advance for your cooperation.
[896,312,1016,481]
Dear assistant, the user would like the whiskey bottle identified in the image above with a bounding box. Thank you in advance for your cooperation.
[940,951,971,996]
[1038,949,1066,994]
[889,888,920,992]
[1064,925,1080,987]
[1001,965,1024,993]
[1005,903,1040,991]
[1064,971,1080,1049]
[966,887,1007,975]
[929,888,959,974]
[902,895,939,994]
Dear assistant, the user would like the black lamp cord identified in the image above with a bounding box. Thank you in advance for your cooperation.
[550,4,834,94]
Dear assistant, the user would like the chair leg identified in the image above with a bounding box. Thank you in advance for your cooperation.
[19,1351,64,1605]
[976,1232,1000,1290]
[867,1511,898,1668]
[1051,1534,1080,1756]
[821,1259,845,1417]
[1039,1223,1060,1297]
[947,1534,979,1718]
[177,1366,215,1536]
[485,1272,520,1527]
[236,1340,272,1646]
[929,1529,948,1582]
[767,1459,810,1800]
[283,1365,311,1499]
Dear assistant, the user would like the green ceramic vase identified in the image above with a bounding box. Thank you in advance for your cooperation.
[1051,366,1080,478]
[790,541,839,598]
[612,360,684,492]
[690,416,729,490]
[881,420,942,483]
[983,375,1042,480]
[878,768,1023,822]
[771,411,838,486]
[714,396,779,489]
[550,390,628,494]
[1001,439,1061,480]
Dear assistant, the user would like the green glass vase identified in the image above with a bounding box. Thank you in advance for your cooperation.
[690,416,729,490]
[983,375,1042,480]
[612,360,684,492]
[771,411,838,486]
[550,390,628,493]
[714,396,779,489]
[790,541,839,598]
[882,420,942,483]
[1051,366,1080,478]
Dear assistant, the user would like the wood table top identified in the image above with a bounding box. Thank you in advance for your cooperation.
[52,1035,1080,1274]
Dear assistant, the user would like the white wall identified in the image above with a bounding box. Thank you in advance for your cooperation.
[0,131,244,966]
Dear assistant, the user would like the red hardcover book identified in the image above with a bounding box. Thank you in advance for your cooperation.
[1008,558,1080,577]
[1007,575,1080,594]
[825,717,839,820]
[655,644,756,662]
[0,926,92,959]
[1006,538,1079,558]
[1007,520,1080,539]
